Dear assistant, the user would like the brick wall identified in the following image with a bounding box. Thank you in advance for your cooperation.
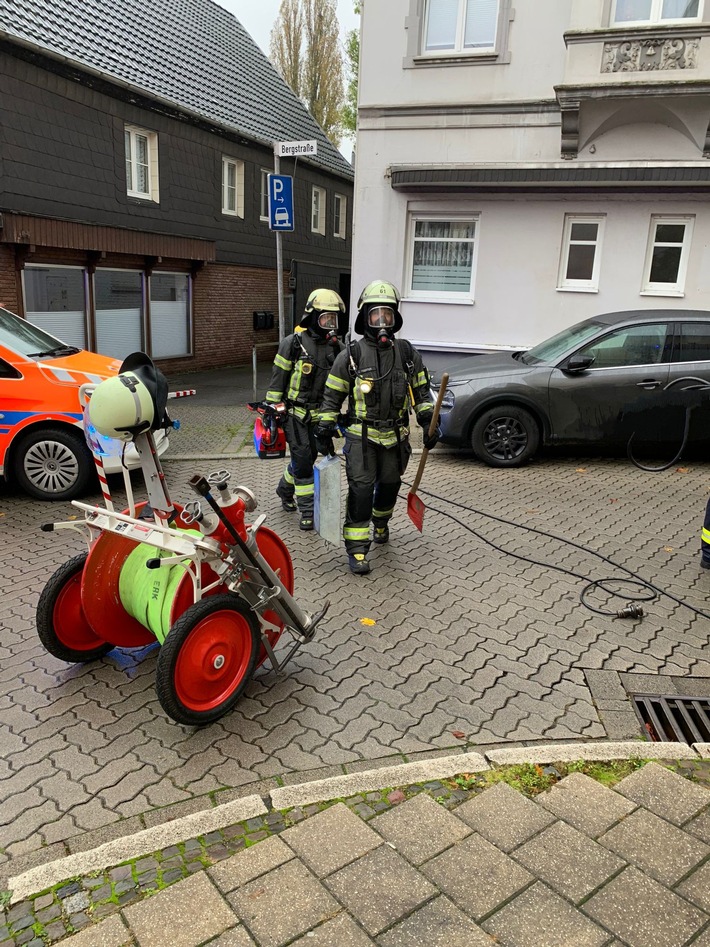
[0,245,19,312]
[0,247,287,372]
[157,261,285,374]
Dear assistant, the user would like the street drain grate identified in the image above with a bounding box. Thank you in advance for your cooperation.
[632,694,710,744]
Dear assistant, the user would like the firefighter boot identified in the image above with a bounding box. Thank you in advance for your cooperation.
[348,553,371,576]
[300,515,314,531]
[373,525,390,545]
[276,481,296,513]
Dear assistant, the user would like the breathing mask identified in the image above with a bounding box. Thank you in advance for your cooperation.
[367,306,395,348]
[317,310,340,346]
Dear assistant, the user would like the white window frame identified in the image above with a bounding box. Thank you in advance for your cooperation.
[423,0,499,55]
[406,214,479,302]
[260,168,270,221]
[311,186,326,235]
[611,0,703,25]
[641,215,694,297]
[125,125,159,202]
[333,194,347,239]
[221,157,244,218]
[557,215,605,293]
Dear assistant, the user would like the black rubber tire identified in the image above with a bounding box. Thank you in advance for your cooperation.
[156,594,260,727]
[13,427,94,500]
[471,404,540,468]
[36,553,113,662]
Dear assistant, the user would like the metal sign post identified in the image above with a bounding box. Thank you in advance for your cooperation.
[271,140,318,341]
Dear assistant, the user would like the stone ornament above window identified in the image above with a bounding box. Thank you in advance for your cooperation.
[602,36,699,71]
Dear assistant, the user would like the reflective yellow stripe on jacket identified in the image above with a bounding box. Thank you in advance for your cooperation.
[345,420,410,447]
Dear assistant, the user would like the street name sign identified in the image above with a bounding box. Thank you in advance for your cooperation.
[274,140,318,158]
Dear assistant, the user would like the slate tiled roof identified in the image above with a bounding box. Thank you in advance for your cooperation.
[0,0,353,179]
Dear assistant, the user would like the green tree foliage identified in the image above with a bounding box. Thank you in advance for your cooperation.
[341,2,360,135]
[270,0,345,147]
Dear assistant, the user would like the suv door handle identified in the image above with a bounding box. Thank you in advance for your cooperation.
[636,379,661,390]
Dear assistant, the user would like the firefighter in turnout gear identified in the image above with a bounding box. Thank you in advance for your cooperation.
[315,280,438,575]
[265,288,346,530]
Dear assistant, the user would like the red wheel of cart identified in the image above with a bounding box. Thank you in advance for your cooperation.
[155,594,260,726]
[36,553,113,662]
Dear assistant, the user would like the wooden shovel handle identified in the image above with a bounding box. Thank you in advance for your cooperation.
[410,373,449,497]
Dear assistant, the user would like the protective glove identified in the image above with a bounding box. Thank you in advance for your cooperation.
[419,411,440,451]
[423,426,440,451]
[313,423,336,456]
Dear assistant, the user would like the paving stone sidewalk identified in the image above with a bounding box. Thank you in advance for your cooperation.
[4,363,710,921]
[3,760,710,947]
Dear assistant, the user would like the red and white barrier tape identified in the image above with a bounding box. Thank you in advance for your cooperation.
[167,389,196,399]
[92,453,114,511]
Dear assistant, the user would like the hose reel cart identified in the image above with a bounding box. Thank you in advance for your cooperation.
[35,354,328,726]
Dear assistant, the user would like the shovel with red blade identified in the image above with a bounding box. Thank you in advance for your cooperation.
[407,373,449,532]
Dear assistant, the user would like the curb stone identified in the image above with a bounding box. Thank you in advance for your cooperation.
[7,740,706,904]
[8,795,267,905]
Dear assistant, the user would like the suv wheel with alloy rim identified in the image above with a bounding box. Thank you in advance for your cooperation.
[471,405,540,468]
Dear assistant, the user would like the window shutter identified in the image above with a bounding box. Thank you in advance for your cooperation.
[464,0,498,48]
[28,311,86,348]
[425,0,459,50]
[95,310,142,360]
[151,302,189,357]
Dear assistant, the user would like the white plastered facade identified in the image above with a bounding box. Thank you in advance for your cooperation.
[353,0,710,354]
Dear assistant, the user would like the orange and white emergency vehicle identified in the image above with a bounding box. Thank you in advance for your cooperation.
[0,307,169,500]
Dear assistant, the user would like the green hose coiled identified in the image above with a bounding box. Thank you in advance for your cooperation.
[118,531,202,643]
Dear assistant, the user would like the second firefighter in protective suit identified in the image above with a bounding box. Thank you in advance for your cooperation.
[315,280,438,575]
[265,288,346,530]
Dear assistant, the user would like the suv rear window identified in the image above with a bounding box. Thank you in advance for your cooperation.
[677,323,710,363]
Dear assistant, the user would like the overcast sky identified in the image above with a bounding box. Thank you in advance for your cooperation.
[215,0,360,57]
[215,0,359,158]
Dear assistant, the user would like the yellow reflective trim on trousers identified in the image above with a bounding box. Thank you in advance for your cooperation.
[344,526,370,540]
[326,376,349,393]
[703,528,710,544]
[295,483,314,496]
[274,354,292,371]
[414,401,431,416]
[284,469,295,485]
[320,410,338,424]
[290,405,309,421]
[373,506,395,518]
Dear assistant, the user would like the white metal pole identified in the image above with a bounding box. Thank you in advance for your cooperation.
[274,151,285,341]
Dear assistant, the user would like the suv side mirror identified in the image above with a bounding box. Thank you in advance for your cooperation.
[564,354,595,374]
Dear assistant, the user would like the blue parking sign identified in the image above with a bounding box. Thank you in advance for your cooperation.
[268,174,294,231]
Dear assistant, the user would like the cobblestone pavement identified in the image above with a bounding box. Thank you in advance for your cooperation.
[2,366,710,884]
[3,760,710,947]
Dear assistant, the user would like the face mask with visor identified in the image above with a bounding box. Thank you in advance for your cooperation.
[317,311,339,330]
[367,306,395,328]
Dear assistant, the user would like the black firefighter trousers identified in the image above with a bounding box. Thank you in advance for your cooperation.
[342,433,412,555]
[277,415,318,518]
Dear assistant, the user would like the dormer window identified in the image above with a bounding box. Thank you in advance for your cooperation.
[612,0,702,25]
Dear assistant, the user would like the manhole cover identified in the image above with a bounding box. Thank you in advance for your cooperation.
[632,694,710,744]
